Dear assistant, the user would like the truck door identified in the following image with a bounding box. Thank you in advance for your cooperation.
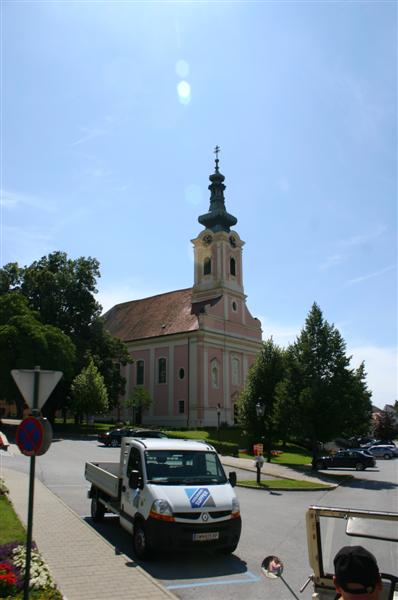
[122,446,144,520]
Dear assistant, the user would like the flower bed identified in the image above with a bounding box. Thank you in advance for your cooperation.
[0,541,62,599]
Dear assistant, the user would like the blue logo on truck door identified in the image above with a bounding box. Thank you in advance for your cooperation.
[185,488,215,508]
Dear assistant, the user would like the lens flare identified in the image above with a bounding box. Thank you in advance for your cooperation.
[177,80,191,104]
[175,59,190,78]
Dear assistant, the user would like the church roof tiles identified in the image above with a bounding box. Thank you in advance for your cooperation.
[103,288,199,342]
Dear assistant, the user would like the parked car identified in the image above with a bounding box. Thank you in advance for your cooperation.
[313,449,376,471]
[366,445,398,459]
[98,428,168,447]
[371,439,396,447]
[347,436,375,448]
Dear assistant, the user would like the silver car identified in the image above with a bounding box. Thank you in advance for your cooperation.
[367,444,398,459]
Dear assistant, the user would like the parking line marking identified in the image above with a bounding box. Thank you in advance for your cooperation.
[165,570,261,589]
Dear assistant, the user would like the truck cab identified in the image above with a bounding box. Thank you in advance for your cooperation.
[86,437,241,559]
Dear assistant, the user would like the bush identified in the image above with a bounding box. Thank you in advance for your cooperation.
[206,439,239,457]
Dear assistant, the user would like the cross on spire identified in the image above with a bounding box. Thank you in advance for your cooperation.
[214,145,221,172]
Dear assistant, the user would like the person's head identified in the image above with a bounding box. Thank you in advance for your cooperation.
[333,546,382,600]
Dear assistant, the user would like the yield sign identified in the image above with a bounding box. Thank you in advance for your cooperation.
[11,369,63,410]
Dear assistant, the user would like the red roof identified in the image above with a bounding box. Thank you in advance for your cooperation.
[103,288,200,342]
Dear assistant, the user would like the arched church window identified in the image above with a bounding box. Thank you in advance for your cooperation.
[232,357,240,385]
[158,358,167,384]
[136,360,144,385]
[210,359,219,388]
[230,257,236,276]
[204,257,211,275]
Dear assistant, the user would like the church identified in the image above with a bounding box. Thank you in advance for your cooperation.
[104,150,262,427]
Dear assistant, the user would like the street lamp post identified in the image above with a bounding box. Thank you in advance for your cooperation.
[255,401,265,484]
[217,404,221,440]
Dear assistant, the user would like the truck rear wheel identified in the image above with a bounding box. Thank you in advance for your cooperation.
[91,493,105,522]
[133,521,152,560]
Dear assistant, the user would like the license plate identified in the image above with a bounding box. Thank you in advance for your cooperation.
[192,532,219,541]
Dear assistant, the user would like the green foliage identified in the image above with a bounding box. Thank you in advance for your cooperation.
[237,339,286,460]
[70,357,108,419]
[0,293,75,415]
[206,439,239,456]
[0,495,26,545]
[124,387,152,424]
[373,410,398,440]
[238,479,332,490]
[277,303,372,456]
[0,252,131,418]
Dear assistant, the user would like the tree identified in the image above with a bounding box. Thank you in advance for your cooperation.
[0,252,131,418]
[237,339,286,462]
[70,357,109,422]
[281,303,372,462]
[124,388,152,425]
[0,292,76,416]
[373,410,398,441]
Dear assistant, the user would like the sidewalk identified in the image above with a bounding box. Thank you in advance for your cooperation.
[221,455,338,486]
[2,467,177,600]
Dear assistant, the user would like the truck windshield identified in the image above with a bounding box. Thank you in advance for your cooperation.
[144,450,228,485]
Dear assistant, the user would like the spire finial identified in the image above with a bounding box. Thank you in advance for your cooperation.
[214,145,220,172]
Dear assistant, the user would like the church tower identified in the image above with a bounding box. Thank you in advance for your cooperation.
[192,147,245,308]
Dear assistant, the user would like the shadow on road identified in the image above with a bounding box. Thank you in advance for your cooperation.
[84,515,249,581]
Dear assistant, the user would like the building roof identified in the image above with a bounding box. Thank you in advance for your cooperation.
[103,288,200,342]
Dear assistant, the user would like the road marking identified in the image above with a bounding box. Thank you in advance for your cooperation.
[165,570,260,589]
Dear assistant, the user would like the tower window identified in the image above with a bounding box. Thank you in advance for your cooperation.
[178,368,185,380]
[136,360,144,385]
[158,358,167,384]
[230,257,236,276]
[204,257,211,275]
[178,400,185,414]
[232,301,238,312]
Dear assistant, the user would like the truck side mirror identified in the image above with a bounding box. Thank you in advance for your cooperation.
[229,471,237,487]
[129,469,142,489]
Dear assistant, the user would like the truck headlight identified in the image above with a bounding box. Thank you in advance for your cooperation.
[232,497,240,518]
[149,499,175,522]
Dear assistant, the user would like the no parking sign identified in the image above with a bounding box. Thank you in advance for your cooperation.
[16,416,52,456]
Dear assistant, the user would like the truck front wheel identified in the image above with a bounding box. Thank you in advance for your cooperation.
[91,493,105,522]
[133,521,152,560]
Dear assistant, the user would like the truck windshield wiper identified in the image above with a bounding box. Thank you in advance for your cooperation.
[181,477,221,485]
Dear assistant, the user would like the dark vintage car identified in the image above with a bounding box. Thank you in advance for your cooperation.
[98,428,168,447]
[313,449,376,471]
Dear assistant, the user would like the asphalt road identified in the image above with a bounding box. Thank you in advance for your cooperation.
[2,439,397,600]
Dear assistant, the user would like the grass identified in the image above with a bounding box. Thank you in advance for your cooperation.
[0,495,26,545]
[238,479,333,490]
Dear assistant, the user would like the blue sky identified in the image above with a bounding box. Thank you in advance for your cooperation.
[2,1,396,408]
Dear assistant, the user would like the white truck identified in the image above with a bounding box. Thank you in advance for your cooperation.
[85,437,241,559]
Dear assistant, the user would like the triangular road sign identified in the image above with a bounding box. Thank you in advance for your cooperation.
[11,369,63,409]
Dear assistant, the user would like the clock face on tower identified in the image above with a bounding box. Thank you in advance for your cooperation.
[203,234,212,246]
[229,235,236,248]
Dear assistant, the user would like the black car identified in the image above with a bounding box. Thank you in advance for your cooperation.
[98,428,168,447]
[371,439,396,447]
[313,449,376,471]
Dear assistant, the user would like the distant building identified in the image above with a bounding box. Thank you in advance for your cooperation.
[104,152,262,427]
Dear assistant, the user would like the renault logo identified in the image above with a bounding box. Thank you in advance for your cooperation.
[202,512,209,522]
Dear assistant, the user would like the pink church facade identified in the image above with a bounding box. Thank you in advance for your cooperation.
[104,154,262,426]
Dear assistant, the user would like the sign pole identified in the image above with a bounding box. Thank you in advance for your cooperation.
[23,366,40,600]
